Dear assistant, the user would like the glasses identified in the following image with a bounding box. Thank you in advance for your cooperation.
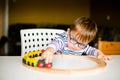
[69,33,87,49]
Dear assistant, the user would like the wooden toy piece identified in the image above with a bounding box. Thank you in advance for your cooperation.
[37,59,45,68]
[37,59,52,68]
[38,62,44,68]
[41,49,45,53]
[46,63,52,68]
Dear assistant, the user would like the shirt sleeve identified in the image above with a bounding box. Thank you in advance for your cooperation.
[47,37,64,53]
[86,46,98,57]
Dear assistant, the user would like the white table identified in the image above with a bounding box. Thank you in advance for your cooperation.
[0,55,120,80]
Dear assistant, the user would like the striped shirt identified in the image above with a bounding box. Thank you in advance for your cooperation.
[47,32,98,57]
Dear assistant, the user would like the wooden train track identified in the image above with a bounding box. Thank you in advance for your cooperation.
[22,50,107,75]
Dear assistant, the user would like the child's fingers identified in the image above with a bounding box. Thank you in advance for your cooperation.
[103,56,107,60]
[45,52,52,64]
[107,56,112,61]
[97,55,103,59]
[49,54,53,63]
[67,28,70,35]
[45,57,49,64]
[97,54,112,61]
[67,28,70,41]
[103,56,112,61]
[42,51,50,58]
[41,51,47,59]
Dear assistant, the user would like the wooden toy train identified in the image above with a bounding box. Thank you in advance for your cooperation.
[22,49,52,68]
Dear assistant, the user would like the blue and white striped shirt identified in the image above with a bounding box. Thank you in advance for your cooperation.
[48,32,98,57]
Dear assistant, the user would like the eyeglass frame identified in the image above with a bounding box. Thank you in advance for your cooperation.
[69,32,87,49]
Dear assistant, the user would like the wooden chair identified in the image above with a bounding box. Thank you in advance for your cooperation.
[98,38,120,55]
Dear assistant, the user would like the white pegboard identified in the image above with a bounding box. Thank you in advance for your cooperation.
[20,29,65,56]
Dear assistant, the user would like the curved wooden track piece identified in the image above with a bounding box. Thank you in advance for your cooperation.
[23,54,106,75]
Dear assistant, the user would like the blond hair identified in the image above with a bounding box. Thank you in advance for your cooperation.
[70,17,97,43]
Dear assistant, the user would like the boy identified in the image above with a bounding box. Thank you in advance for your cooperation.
[42,17,112,64]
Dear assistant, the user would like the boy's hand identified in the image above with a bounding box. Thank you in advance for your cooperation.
[42,47,54,64]
[97,54,112,61]
[97,50,112,61]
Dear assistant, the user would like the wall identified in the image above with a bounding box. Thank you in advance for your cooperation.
[0,0,5,37]
[9,0,90,25]
[90,0,120,27]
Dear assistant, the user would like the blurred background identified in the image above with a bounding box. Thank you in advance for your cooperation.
[0,0,120,56]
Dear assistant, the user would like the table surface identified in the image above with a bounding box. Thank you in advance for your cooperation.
[0,55,120,80]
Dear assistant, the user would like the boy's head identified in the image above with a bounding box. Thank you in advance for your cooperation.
[70,17,97,43]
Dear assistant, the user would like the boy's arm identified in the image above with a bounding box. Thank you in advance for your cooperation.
[42,37,64,63]
[86,46,112,61]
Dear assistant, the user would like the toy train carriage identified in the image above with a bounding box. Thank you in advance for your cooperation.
[22,50,43,66]
[22,49,52,68]
[23,57,38,67]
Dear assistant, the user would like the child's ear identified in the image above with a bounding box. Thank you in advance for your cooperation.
[67,28,70,41]
[67,28,70,35]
